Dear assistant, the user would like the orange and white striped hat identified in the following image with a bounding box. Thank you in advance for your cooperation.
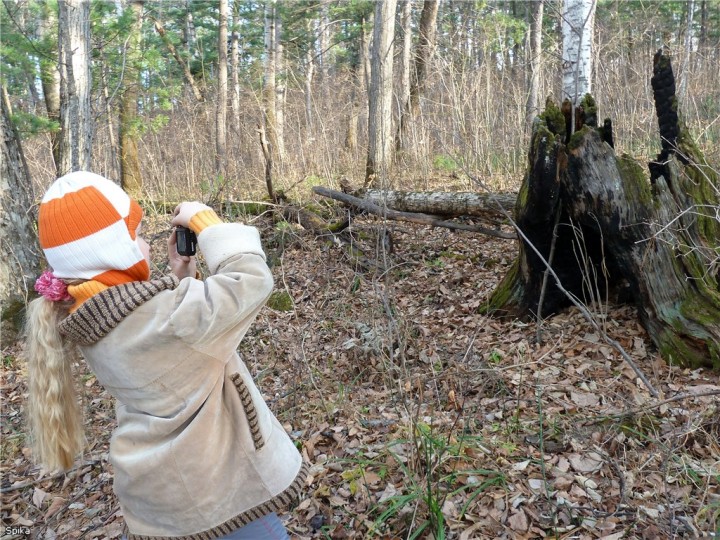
[38,171,150,286]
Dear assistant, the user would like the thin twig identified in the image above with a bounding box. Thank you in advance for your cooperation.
[585,389,720,424]
[0,460,99,494]
[536,200,563,343]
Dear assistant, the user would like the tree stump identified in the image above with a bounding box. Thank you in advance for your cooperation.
[485,51,719,369]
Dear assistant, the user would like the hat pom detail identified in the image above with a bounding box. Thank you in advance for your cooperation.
[35,270,73,302]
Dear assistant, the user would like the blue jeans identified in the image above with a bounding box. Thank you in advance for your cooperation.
[122,513,288,540]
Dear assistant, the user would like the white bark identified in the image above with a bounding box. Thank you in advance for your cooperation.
[399,0,413,114]
[263,0,279,160]
[304,30,314,133]
[364,189,516,218]
[58,0,92,174]
[679,0,695,109]
[184,0,196,57]
[366,0,397,187]
[275,12,285,159]
[561,0,596,106]
[230,3,240,128]
[216,0,228,178]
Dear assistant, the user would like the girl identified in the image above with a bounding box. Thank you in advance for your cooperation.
[25,171,307,539]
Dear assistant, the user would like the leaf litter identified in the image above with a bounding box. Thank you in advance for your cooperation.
[1,214,718,539]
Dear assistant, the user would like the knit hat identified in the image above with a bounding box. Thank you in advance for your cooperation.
[38,171,150,286]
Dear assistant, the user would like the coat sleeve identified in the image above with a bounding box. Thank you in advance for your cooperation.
[163,223,274,357]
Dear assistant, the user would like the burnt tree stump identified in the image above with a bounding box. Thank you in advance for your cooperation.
[485,51,719,369]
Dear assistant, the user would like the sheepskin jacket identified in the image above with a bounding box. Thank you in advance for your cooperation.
[59,223,307,540]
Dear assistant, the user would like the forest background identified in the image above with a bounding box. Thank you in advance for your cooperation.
[1,0,720,539]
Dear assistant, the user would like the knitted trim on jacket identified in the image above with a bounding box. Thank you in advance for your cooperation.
[58,276,179,345]
[125,461,310,540]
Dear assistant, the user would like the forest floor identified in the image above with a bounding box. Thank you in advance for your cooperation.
[2,209,719,540]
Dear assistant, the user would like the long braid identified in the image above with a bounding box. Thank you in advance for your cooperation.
[24,297,84,471]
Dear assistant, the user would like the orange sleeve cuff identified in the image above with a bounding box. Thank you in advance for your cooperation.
[188,209,223,233]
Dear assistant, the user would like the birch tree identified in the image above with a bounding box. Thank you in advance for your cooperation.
[561,0,595,109]
[366,0,398,187]
[57,0,92,175]
[678,0,695,110]
[263,0,280,162]
[216,0,228,180]
[230,0,241,129]
[274,8,285,160]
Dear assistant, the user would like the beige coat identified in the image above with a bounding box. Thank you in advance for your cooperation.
[59,224,307,540]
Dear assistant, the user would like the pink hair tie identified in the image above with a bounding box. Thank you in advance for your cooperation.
[35,270,72,302]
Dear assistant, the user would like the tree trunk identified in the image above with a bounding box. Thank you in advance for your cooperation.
[263,0,280,163]
[304,34,315,134]
[366,0,398,188]
[38,0,61,172]
[396,0,439,152]
[313,187,515,239]
[398,0,413,123]
[678,0,694,110]
[485,52,720,369]
[216,0,228,180]
[230,3,241,130]
[0,87,42,340]
[274,11,286,161]
[561,0,595,107]
[363,190,515,220]
[57,0,92,175]
[525,0,544,128]
[184,0,196,58]
[119,0,144,196]
[99,52,118,178]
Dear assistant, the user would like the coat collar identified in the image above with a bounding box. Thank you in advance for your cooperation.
[59,276,179,345]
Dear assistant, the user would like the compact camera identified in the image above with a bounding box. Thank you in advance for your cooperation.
[176,226,197,256]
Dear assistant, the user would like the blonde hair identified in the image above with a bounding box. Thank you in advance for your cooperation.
[24,296,84,471]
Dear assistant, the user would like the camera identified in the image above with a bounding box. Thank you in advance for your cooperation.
[176,226,197,256]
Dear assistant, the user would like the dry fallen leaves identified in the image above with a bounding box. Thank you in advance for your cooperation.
[1,215,718,539]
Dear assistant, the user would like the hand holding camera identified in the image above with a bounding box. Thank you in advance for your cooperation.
[175,226,197,256]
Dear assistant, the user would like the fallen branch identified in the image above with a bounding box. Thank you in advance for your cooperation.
[585,389,720,424]
[0,459,99,493]
[313,186,516,239]
[363,189,516,220]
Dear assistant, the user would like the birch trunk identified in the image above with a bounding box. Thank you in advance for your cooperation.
[263,0,279,162]
[274,12,285,160]
[561,0,595,107]
[678,0,694,110]
[216,0,228,180]
[230,2,241,129]
[304,29,315,134]
[363,190,516,219]
[184,0,196,58]
[366,0,398,188]
[57,0,92,175]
